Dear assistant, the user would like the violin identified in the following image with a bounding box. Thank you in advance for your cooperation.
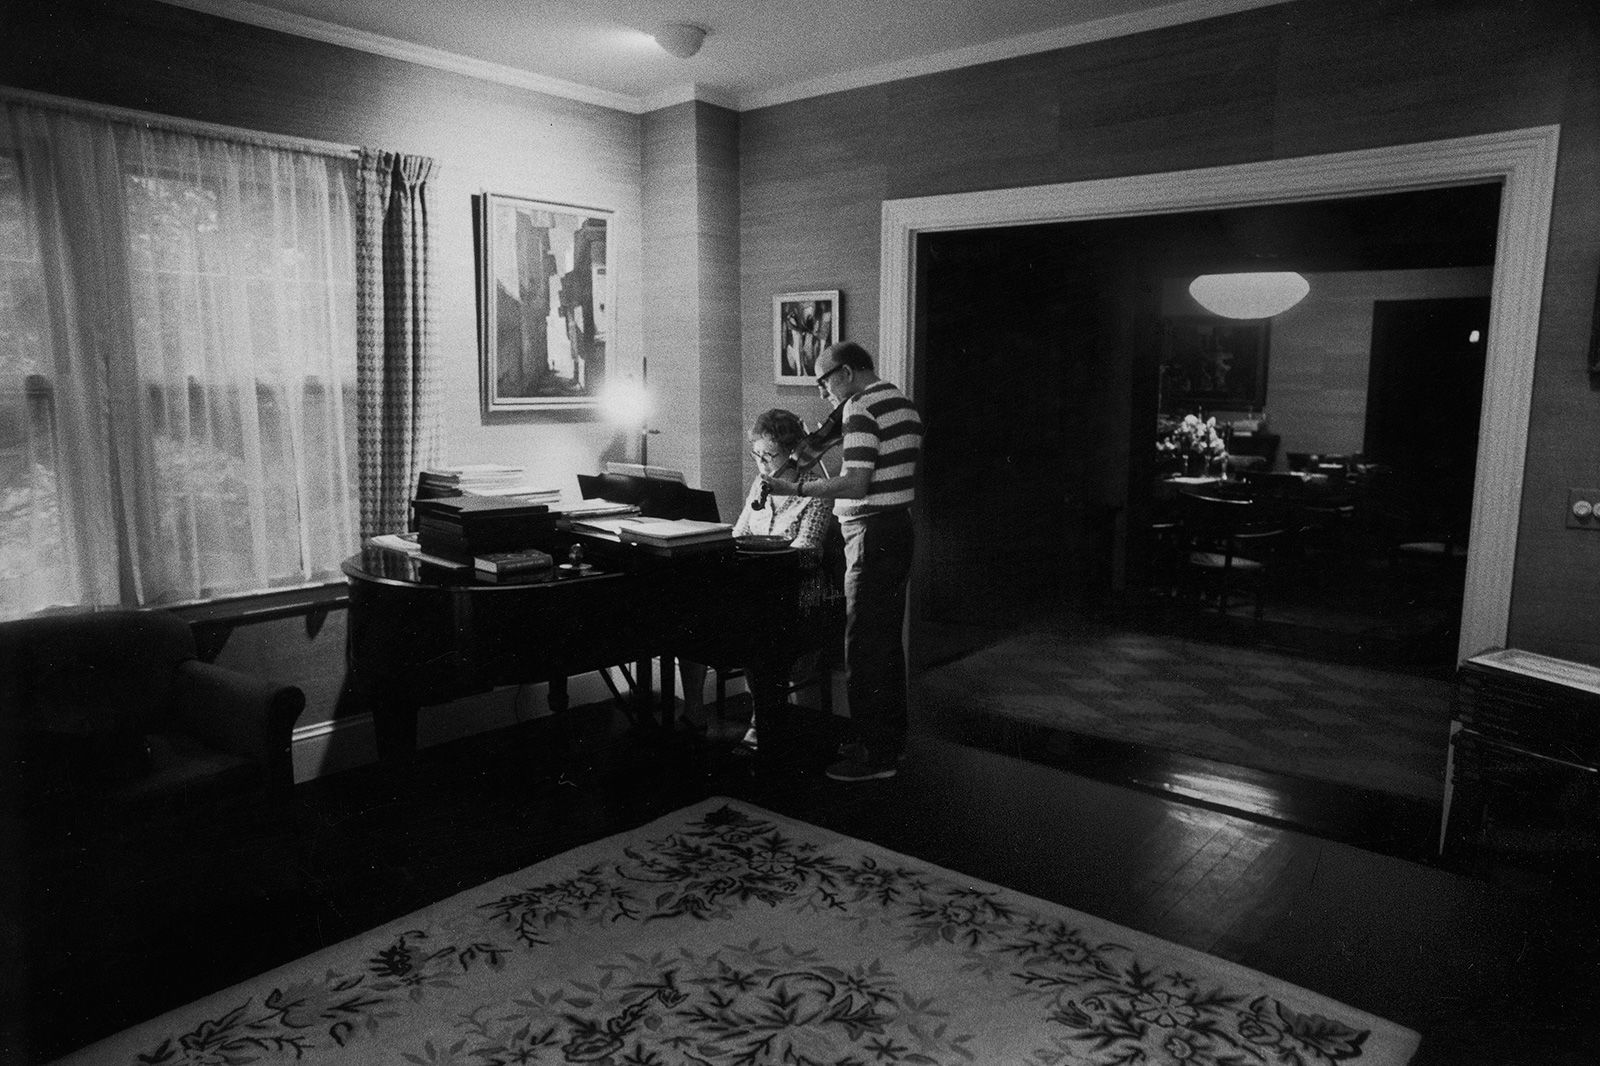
[752,401,846,510]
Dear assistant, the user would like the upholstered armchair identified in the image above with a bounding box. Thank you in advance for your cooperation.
[0,609,304,822]
[2,609,306,1059]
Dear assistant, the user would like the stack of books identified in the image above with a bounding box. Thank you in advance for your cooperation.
[419,465,562,502]
[414,496,556,562]
[615,517,734,556]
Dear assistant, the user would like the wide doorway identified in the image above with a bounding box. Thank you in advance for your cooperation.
[910,183,1506,806]
[919,184,1499,668]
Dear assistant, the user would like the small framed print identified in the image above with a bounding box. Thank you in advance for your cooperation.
[773,291,840,383]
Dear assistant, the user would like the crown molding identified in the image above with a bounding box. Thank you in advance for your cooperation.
[156,0,1297,115]
[153,0,645,113]
[642,83,740,115]
[737,0,1297,111]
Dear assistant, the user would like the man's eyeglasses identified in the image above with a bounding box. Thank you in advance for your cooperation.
[815,364,847,396]
[750,448,785,466]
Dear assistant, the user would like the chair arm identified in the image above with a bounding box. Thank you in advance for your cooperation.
[171,659,304,769]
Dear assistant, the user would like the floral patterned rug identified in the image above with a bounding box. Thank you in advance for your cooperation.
[57,798,1419,1066]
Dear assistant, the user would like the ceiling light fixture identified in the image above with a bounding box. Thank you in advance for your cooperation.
[653,23,707,59]
[1188,272,1310,319]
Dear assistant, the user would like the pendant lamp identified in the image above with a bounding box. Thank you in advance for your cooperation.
[654,23,707,58]
[1188,272,1310,319]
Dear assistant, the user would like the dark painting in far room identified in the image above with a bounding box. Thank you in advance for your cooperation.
[1158,316,1269,413]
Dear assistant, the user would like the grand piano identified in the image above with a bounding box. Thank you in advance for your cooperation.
[342,536,808,762]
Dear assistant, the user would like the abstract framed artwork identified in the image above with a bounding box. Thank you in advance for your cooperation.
[772,290,840,383]
[477,192,614,413]
[1159,316,1271,412]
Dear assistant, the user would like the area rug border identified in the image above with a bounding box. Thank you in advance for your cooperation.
[57,794,1420,1065]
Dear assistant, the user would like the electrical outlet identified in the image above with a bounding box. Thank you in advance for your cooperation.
[1566,489,1600,529]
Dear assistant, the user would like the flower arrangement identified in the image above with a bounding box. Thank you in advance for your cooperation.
[1157,414,1228,474]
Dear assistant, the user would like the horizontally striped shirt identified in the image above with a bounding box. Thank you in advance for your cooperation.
[836,380,923,524]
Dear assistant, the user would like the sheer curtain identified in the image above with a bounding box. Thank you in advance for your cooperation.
[0,97,359,617]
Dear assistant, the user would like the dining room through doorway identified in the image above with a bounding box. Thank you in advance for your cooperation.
[915,183,1501,678]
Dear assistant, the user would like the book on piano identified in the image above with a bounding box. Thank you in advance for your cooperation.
[474,548,554,575]
[414,495,557,557]
[569,515,641,537]
[617,536,736,559]
[418,518,549,557]
[368,531,421,554]
[616,517,733,547]
[414,496,551,519]
[556,499,641,519]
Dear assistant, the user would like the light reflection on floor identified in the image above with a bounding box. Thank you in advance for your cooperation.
[1158,769,1297,823]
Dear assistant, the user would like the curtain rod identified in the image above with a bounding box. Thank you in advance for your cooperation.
[0,84,360,160]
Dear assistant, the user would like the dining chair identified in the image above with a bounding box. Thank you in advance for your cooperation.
[1176,493,1286,620]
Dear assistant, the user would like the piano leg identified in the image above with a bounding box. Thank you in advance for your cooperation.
[546,676,572,769]
[633,656,656,727]
[659,653,676,729]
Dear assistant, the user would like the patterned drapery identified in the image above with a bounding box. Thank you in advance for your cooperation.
[356,150,441,540]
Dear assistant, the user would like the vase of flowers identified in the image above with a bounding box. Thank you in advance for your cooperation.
[1156,413,1228,477]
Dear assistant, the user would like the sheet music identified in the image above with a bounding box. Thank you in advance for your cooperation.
[567,516,637,536]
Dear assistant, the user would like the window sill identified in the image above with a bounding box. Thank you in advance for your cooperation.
[165,581,349,661]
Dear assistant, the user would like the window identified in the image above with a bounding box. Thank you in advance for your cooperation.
[0,102,359,619]
[0,155,72,612]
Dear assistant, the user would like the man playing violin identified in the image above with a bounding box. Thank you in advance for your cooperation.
[761,341,924,781]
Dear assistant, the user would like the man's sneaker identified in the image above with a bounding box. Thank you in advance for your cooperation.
[825,757,897,782]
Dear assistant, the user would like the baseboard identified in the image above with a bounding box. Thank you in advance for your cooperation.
[289,665,848,783]
[289,671,620,782]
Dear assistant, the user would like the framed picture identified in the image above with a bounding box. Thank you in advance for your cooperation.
[773,291,840,383]
[477,192,614,413]
[1159,316,1270,412]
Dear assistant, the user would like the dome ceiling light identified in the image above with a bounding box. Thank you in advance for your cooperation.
[1188,272,1310,319]
[654,23,707,58]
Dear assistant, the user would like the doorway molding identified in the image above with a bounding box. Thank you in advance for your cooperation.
[878,126,1561,659]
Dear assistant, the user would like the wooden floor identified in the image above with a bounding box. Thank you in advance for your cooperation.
[13,698,1599,1066]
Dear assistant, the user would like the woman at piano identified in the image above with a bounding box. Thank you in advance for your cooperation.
[679,408,841,752]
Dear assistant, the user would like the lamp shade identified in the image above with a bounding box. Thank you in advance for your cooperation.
[654,23,707,58]
[600,377,651,425]
[1188,272,1310,319]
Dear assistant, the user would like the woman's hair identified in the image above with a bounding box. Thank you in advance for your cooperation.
[750,408,806,453]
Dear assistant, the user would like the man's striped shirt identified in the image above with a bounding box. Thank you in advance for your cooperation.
[836,380,923,524]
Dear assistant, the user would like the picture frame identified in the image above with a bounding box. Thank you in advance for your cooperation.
[476,192,614,413]
[1159,316,1271,412]
[772,291,841,383]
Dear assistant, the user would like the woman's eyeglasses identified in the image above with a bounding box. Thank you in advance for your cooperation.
[750,448,785,466]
